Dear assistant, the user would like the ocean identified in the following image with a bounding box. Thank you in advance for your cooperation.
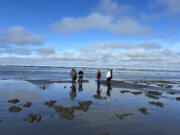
[0,65,180,81]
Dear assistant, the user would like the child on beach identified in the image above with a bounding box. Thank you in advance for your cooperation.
[70,68,77,83]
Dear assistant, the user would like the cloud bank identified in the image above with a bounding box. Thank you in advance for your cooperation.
[0,26,44,46]
[52,0,152,36]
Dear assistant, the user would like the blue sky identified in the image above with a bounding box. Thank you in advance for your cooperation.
[0,0,180,68]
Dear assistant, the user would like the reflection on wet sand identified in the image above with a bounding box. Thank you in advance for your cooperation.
[69,84,77,99]
[0,80,180,135]
[78,82,83,92]
[0,80,43,101]
[106,85,111,104]
[93,81,106,99]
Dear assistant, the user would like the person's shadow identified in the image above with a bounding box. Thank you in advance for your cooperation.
[69,84,76,99]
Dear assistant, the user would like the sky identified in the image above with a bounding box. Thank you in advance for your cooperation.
[0,0,180,68]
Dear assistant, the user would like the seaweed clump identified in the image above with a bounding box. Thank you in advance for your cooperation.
[8,106,22,112]
[116,113,133,120]
[139,108,148,115]
[24,113,41,123]
[23,102,32,107]
[44,100,56,107]
[53,100,93,120]
[8,99,20,104]
[147,91,162,96]
[149,101,164,107]
[145,94,159,99]
[120,90,130,94]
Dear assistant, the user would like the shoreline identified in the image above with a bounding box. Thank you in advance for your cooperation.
[1,79,179,93]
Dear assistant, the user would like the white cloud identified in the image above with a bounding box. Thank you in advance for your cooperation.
[140,0,180,21]
[51,0,152,36]
[0,47,33,56]
[125,49,147,57]
[52,12,152,36]
[81,41,161,51]
[52,12,112,34]
[138,42,161,49]
[95,0,132,15]
[157,0,180,15]
[0,41,179,68]
[0,26,44,46]
[0,46,55,56]
[36,47,55,56]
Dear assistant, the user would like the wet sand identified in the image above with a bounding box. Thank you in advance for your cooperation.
[0,79,180,135]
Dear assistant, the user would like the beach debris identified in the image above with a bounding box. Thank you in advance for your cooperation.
[93,95,106,99]
[149,101,164,107]
[147,91,162,96]
[23,102,32,107]
[59,108,75,120]
[168,91,176,95]
[53,100,93,120]
[120,90,131,94]
[77,101,93,112]
[8,98,20,104]
[120,90,143,95]
[176,97,180,101]
[131,91,143,95]
[40,85,46,90]
[145,94,159,99]
[116,113,133,120]
[139,108,148,115]
[53,105,65,113]
[24,113,41,123]
[8,106,22,112]
[44,100,56,107]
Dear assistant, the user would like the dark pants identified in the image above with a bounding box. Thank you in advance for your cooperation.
[72,76,77,83]
[107,77,111,88]
[97,78,100,88]
[78,76,83,83]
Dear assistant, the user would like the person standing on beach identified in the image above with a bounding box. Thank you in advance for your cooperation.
[70,68,77,84]
[96,69,101,88]
[106,69,112,87]
[110,69,113,80]
[78,70,83,83]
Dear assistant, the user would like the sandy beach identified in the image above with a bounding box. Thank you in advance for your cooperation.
[0,78,180,135]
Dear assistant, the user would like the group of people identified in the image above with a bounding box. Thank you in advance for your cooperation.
[70,68,113,103]
[96,69,112,103]
[70,68,84,84]
[70,68,113,86]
